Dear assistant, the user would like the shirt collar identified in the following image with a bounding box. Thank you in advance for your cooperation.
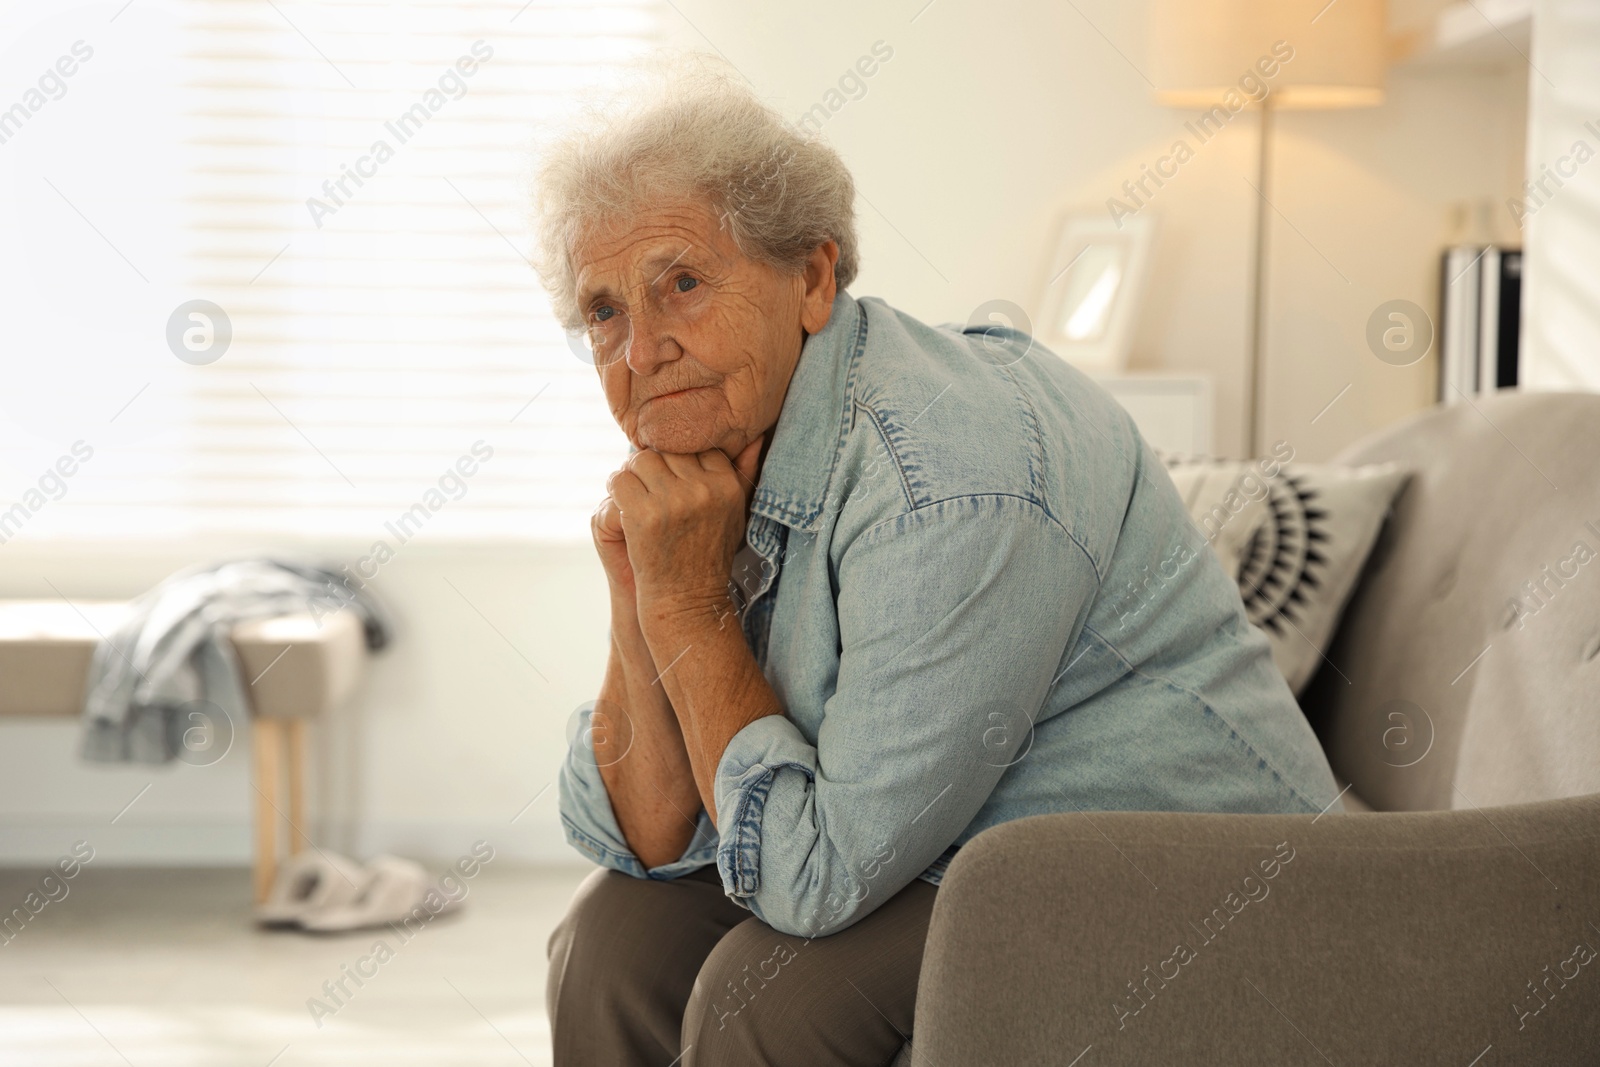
[749,289,865,534]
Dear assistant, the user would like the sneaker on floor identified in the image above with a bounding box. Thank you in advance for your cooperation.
[254,851,370,928]
[299,854,461,933]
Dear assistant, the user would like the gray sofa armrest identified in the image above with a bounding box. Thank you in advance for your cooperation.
[913,795,1600,1066]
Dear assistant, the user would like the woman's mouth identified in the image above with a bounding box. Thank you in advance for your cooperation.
[646,385,712,404]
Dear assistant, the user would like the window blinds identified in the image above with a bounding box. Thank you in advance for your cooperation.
[0,0,655,543]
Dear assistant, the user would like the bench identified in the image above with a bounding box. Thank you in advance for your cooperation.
[0,600,368,902]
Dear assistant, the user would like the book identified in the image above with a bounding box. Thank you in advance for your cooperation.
[1440,245,1482,405]
[1480,249,1521,393]
[1438,245,1521,403]
[1479,247,1500,397]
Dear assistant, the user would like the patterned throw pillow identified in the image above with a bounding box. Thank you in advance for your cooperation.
[1162,450,1410,695]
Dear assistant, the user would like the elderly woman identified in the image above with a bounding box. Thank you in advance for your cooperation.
[534,62,1340,1067]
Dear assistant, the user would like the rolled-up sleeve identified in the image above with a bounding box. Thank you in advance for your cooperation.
[557,700,719,879]
[713,494,1098,937]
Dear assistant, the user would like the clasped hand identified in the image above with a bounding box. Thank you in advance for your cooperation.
[591,438,763,622]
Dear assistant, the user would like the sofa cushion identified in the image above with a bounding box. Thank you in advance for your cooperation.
[1300,391,1600,811]
[1163,455,1408,695]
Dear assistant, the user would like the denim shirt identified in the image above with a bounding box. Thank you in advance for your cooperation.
[558,290,1343,938]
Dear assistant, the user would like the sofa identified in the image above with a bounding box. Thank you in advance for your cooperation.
[910,392,1600,1065]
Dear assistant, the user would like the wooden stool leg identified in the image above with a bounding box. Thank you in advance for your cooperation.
[287,718,308,856]
[253,717,284,905]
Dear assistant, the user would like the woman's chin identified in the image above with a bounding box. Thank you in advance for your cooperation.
[634,421,723,456]
[633,405,728,456]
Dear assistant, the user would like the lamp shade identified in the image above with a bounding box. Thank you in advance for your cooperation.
[1148,0,1386,110]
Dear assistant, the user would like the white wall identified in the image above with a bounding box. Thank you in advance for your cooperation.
[659,0,1525,459]
[0,0,1529,866]
[1520,0,1600,390]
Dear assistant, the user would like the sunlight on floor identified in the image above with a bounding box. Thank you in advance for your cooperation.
[0,865,588,1066]
[0,1006,552,1066]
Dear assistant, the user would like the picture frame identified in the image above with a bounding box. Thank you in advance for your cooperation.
[1035,211,1158,372]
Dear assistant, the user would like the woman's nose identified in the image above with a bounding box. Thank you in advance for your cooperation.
[624,309,677,375]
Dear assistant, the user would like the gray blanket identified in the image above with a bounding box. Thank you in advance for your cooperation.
[81,559,390,764]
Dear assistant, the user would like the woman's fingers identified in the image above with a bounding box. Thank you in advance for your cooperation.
[732,435,763,492]
[657,450,706,481]
[695,447,730,473]
[606,468,648,511]
[592,495,625,541]
[622,448,672,491]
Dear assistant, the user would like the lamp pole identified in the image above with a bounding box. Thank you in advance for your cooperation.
[1245,96,1274,460]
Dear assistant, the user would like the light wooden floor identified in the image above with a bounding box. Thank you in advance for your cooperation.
[0,864,591,1066]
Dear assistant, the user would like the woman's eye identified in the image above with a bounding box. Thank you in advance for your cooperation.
[673,275,698,293]
[593,305,616,322]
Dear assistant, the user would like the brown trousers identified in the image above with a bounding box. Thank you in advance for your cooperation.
[546,865,937,1066]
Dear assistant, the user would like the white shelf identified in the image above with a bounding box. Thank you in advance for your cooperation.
[1093,373,1214,456]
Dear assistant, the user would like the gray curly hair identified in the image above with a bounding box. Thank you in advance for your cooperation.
[530,53,859,331]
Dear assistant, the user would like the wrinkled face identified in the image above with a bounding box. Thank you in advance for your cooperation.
[571,200,810,457]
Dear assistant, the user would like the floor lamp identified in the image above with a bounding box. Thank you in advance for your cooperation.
[1148,0,1386,458]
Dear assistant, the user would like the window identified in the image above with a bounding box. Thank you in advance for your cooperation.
[0,0,656,543]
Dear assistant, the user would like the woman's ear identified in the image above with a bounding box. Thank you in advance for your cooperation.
[799,240,839,335]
